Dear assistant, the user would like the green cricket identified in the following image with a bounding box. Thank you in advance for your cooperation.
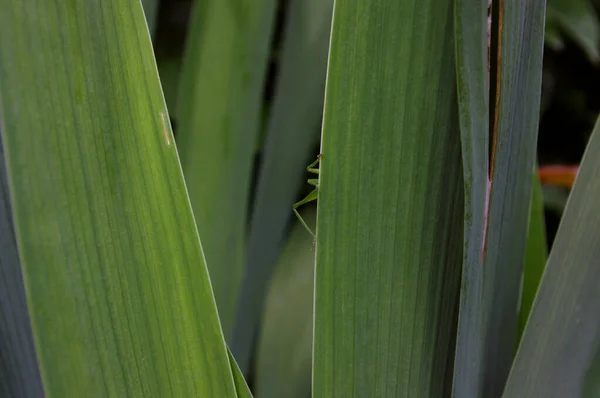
[293,154,321,238]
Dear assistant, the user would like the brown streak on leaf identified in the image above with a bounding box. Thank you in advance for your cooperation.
[483,0,503,259]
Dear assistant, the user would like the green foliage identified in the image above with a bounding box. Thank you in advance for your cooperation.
[452,0,489,394]
[232,0,332,372]
[546,0,600,63]
[1,0,599,397]
[255,208,315,398]
[518,170,548,338]
[0,1,239,396]
[480,1,547,394]
[176,0,278,340]
[504,117,600,397]
[313,1,463,395]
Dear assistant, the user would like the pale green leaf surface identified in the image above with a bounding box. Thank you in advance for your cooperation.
[546,0,600,63]
[314,1,464,396]
[176,0,278,341]
[233,0,332,372]
[481,2,546,395]
[503,117,600,398]
[0,1,237,396]
[0,140,44,397]
[452,0,489,395]
[518,169,548,338]
[255,208,315,398]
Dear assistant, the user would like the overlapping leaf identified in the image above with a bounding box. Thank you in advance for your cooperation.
[314,1,464,396]
[504,116,600,397]
[176,0,278,341]
[233,0,333,372]
[0,1,242,395]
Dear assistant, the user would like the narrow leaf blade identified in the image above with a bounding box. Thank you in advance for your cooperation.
[518,168,548,337]
[482,1,547,394]
[314,1,464,396]
[452,0,489,395]
[255,208,316,398]
[0,1,237,395]
[176,0,278,343]
[234,0,332,373]
[504,117,600,397]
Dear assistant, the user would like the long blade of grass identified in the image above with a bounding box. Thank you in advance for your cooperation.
[0,140,44,397]
[233,0,333,372]
[518,168,548,338]
[255,208,316,398]
[313,1,464,396]
[482,1,547,395]
[503,117,600,397]
[176,0,278,341]
[0,1,240,395]
[452,0,489,395]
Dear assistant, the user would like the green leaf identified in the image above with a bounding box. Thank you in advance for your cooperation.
[546,0,600,64]
[176,0,278,341]
[233,0,332,372]
[452,0,489,395]
[0,141,44,397]
[503,116,600,397]
[0,1,239,395]
[313,1,464,396]
[228,348,254,398]
[481,1,547,395]
[255,207,316,398]
[518,168,548,338]
[583,345,600,397]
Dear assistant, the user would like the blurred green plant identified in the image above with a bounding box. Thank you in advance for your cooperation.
[545,0,600,63]
[1,0,600,397]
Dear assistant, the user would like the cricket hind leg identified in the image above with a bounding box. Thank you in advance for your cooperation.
[292,189,318,238]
